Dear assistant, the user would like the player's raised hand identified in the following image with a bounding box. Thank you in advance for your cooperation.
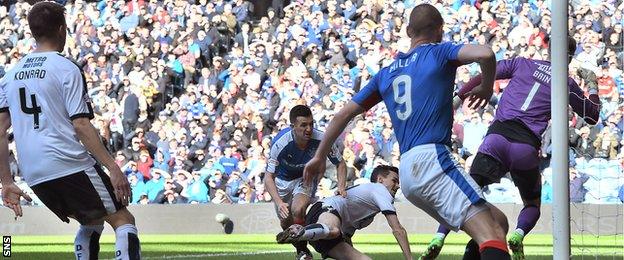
[109,166,131,206]
[1,182,32,219]
[464,84,493,110]
[303,156,325,186]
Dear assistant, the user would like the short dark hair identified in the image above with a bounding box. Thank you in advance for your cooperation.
[546,36,577,62]
[370,165,399,183]
[407,4,443,38]
[289,105,312,124]
[28,1,66,42]
[567,36,577,57]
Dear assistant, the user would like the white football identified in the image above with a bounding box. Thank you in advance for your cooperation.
[215,213,230,223]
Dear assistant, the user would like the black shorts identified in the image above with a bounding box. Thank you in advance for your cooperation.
[469,152,507,187]
[305,202,344,259]
[31,164,124,225]
[470,152,541,201]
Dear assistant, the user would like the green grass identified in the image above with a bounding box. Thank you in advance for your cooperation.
[7,234,623,259]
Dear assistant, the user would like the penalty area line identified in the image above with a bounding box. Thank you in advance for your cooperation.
[142,250,292,259]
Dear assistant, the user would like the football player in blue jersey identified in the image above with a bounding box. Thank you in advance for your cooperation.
[264,105,347,260]
[304,4,511,260]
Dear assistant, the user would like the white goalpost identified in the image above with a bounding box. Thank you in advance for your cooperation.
[551,0,570,259]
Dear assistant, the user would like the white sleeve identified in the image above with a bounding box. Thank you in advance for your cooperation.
[0,79,7,113]
[266,142,281,174]
[315,129,342,165]
[372,184,396,215]
[62,67,93,120]
[327,142,343,165]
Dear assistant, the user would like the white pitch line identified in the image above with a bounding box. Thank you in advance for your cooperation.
[142,250,292,259]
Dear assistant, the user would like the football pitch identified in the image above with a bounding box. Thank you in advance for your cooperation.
[8,234,623,259]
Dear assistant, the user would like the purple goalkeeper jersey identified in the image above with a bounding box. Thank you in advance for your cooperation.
[460,57,600,139]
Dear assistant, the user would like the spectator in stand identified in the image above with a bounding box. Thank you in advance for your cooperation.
[571,126,596,158]
[597,66,616,99]
[144,169,167,202]
[136,149,153,181]
[569,167,590,203]
[124,137,143,162]
[208,170,226,199]
[187,171,210,203]
[219,147,239,176]
[122,85,141,144]
[130,174,146,204]
[593,128,619,160]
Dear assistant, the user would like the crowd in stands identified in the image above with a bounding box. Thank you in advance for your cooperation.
[1,0,623,206]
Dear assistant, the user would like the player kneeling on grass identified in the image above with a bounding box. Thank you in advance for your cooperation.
[277,165,412,260]
[0,2,139,260]
[265,105,347,260]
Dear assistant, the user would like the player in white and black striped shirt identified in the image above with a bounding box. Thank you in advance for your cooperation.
[277,165,412,260]
[0,2,140,260]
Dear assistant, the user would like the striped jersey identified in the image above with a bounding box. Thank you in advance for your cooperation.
[322,182,396,237]
[267,128,342,181]
[0,51,95,186]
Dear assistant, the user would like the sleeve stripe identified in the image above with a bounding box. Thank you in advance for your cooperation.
[70,113,94,120]
[311,129,325,141]
[381,210,396,215]
[63,55,95,118]
[0,107,8,113]
[449,60,464,67]
[271,130,292,152]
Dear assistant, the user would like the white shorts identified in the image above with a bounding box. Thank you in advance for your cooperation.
[399,144,486,231]
[274,177,317,219]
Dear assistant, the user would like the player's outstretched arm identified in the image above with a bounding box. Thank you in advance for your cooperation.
[385,213,412,260]
[303,101,364,185]
[456,44,496,109]
[336,161,347,197]
[456,59,517,104]
[570,68,601,125]
[73,117,130,206]
[0,112,32,218]
[263,171,289,219]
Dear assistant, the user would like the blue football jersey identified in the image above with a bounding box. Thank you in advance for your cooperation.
[352,42,463,154]
[267,128,342,181]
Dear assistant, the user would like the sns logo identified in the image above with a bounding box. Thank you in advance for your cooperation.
[3,236,11,257]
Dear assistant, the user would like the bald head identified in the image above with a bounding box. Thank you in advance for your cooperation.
[407,4,444,41]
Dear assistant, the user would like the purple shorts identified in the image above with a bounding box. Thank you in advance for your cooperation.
[478,133,540,171]
[470,134,541,200]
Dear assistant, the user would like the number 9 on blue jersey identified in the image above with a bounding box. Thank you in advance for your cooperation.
[392,75,412,120]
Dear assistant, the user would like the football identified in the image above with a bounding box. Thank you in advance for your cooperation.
[215,213,229,224]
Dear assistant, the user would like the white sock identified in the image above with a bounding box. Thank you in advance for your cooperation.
[114,224,141,260]
[514,228,525,237]
[75,225,103,260]
[435,232,447,240]
[301,223,331,241]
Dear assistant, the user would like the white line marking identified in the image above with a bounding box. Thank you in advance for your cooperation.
[142,250,292,259]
